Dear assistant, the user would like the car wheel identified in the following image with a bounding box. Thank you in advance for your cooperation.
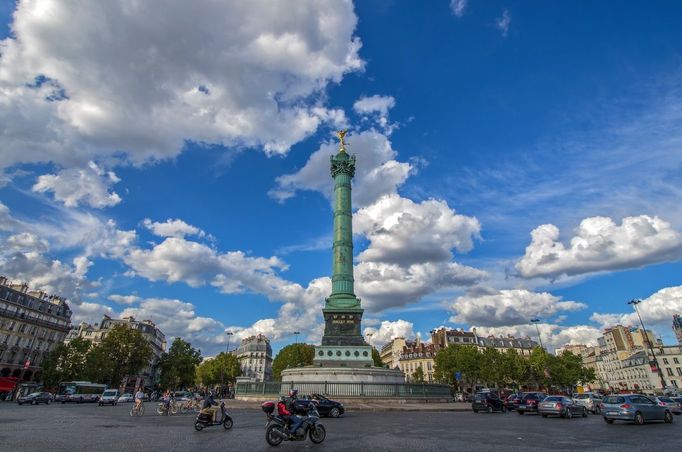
[541,414,548,418]
[604,418,614,424]
[329,407,340,418]
[582,408,587,418]
[664,411,673,424]
[47,400,51,405]
[518,411,524,415]
[98,403,102,406]
[634,412,644,425]
[487,406,493,414]
[17,402,22,406]
[31,400,36,405]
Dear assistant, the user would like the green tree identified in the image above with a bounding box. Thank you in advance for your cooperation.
[96,324,153,388]
[371,347,383,367]
[433,345,481,387]
[158,338,202,390]
[412,365,425,383]
[84,344,114,384]
[271,343,315,381]
[41,338,93,388]
[195,352,241,387]
[40,343,68,389]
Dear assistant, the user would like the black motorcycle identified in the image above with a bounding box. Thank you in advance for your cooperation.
[261,401,326,446]
[194,401,233,431]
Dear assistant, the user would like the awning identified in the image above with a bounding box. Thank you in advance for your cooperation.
[0,377,18,392]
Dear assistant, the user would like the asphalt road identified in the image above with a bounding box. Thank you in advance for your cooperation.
[0,402,679,451]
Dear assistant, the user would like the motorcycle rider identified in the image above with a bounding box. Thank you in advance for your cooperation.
[280,389,304,438]
[201,390,220,422]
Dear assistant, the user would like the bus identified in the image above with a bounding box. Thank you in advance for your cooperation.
[57,381,107,403]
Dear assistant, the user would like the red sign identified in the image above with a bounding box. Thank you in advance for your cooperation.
[23,360,30,369]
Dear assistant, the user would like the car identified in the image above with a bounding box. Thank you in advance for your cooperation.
[602,394,674,425]
[117,393,134,403]
[572,392,603,414]
[472,391,506,413]
[539,395,588,418]
[655,396,682,415]
[98,389,119,406]
[17,392,52,405]
[673,397,682,412]
[504,393,521,411]
[294,394,345,418]
[517,392,547,415]
[173,391,193,401]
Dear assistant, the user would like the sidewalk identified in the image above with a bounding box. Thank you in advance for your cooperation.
[224,398,471,412]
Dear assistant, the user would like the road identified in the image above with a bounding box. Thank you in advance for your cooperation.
[0,402,678,451]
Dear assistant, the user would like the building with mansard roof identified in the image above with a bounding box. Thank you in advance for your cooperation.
[233,334,272,382]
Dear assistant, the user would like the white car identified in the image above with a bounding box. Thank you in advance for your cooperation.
[572,393,602,414]
[117,393,134,403]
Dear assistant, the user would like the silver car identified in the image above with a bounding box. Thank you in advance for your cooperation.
[539,395,588,418]
[655,396,682,415]
[572,392,602,414]
[602,394,674,425]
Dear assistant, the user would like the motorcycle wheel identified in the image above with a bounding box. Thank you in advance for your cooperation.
[309,424,326,444]
[265,425,284,447]
[223,416,233,430]
[194,422,204,431]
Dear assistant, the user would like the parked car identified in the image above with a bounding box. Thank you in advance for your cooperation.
[17,392,53,405]
[573,392,603,414]
[517,392,547,415]
[673,397,682,412]
[117,393,134,403]
[504,394,521,411]
[98,389,119,406]
[296,394,345,418]
[472,391,506,413]
[655,396,682,415]
[539,395,587,418]
[602,394,674,425]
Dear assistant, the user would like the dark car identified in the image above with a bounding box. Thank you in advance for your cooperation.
[517,392,547,415]
[295,394,345,418]
[17,392,53,405]
[472,391,506,413]
[504,394,521,411]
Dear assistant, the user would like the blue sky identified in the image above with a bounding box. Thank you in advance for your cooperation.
[1,0,682,356]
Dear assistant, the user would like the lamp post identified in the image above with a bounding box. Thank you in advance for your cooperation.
[530,318,544,350]
[226,331,234,354]
[628,299,667,390]
[293,331,300,344]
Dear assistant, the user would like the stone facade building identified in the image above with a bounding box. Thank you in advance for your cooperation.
[399,339,436,383]
[379,337,406,370]
[66,315,166,391]
[673,315,682,345]
[0,276,72,384]
[234,334,272,382]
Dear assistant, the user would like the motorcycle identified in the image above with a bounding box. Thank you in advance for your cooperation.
[194,401,233,431]
[261,401,326,447]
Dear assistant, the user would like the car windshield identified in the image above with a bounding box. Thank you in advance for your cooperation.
[28,392,41,397]
[103,391,117,396]
[544,396,563,401]
[603,396,625,404]
[574,394,588,399]
[658,397,673,402]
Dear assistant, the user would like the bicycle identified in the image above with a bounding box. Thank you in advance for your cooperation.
[130,402,145,417]
[157,400,178,415]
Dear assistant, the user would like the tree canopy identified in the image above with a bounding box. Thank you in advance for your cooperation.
[195,352,241,387]
[271,343,315,381]
[157,337,202,390]
[371,347,383,367]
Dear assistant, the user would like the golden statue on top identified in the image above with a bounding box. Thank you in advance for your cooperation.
[336,129,348,148]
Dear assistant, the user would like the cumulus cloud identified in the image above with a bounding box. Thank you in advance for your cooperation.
[450,0,468,17]
[269,130,412,207]
[32,161,121,208]
[355,194,481,265]
[363,319,414,348]
[352,95,396,133]
[143,218,206,239]
[0,0,363,171]
[495,9,511,37]
[516,215,682,280]
[4,232,49,253]
[107,294,141,305]
[449,287,586,327]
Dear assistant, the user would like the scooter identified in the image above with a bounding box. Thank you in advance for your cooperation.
[194,401,233,431]
[261,401,326,446]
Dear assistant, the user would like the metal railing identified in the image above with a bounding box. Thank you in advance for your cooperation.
[235,381,452,398]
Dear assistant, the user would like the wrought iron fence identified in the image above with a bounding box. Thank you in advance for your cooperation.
[235,381,452,398]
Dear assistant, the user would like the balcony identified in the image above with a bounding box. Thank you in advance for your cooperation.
[0,306,71,332]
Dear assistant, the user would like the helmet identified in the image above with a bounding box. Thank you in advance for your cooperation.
[288,389,298,398]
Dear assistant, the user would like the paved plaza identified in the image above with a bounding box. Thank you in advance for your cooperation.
[0,401,679,451]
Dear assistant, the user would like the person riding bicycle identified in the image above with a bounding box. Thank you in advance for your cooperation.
[200,390,220,422]
[134,387,145,410]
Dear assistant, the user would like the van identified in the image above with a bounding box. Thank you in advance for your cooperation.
[98,389,120,406]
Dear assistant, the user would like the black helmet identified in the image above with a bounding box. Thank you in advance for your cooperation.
[288,389,298,398]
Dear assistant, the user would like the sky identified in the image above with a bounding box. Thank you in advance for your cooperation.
[1,0,682,357]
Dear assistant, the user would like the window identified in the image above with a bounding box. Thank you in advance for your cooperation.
[663,358,669,365]
[674,358,679,364]
[667,368,674,377]
[677,368,682,376]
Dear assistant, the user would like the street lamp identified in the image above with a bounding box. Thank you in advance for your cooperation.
[530,318,544,350]
[293,331,300,344]
[226,331,234,354]
[628,299,667,390]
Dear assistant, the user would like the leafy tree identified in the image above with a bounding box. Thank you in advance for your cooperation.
[195,352,241,387]
[412,366,425,383]
[158,338,202,389]
[371,347,383,367]
[40,343,68,389]
[433,345,481,387]
[41,338,93,388]
[84,344,114,384]
[271,343,315,381]
[97,324,153,388]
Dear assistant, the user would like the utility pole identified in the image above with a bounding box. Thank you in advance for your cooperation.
[628,299,667,391]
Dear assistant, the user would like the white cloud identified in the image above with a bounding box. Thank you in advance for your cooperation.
[355,194,481,265]
[495,9,511,37]
[449,287,586,327]
[270,130,412,207]
[0,0,363,171]
[4,232,48,253]
[143,218,205,239]
[70,301,116,325]
[363,319,414,348]
[516,215,682,280]
[107,294,141,305]
[353,95,395,117]
[450,0,468,17]
[32,161,121,208]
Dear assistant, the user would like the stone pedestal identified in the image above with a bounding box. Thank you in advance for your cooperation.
[281,366,404,385]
